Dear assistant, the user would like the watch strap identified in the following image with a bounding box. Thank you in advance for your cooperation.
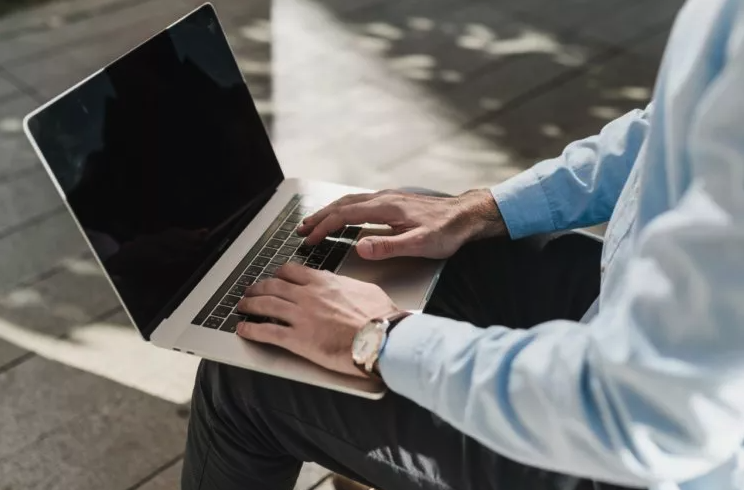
[384,310,412,335]
[354,311,412,380]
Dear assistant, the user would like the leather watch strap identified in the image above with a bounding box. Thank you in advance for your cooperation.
[352,311,412,381]
[369,311,412,379]
[384,310,413,335]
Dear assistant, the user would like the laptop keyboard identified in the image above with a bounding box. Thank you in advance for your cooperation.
[192,195,362,333]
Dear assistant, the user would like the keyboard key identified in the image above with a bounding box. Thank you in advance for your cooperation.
[259,247,277,258]
[212,305,233,318]
[221,294,241,307]
[289,256,305,264]
[278,245,297,256]
[219,314,244,333]
[252,256,270,267]
[267,239,284,249]
[273,230,290,240]
[306,254,325,266]
[328,229,343,238]
[315,239,334,254]
[291,229,304,239]
[295,244,314,257]
[279,222,295,232]
[203,316,223,329]
[285,237,303,247]
[264,263,280,275]
[335,240,351,251]
[320,248,347,271]
[235,275,255,287]
[285,213,303,223]
[229,284,245,296]
[271,255,289,265]
[244,313,268,323]
[342,226,362,239]
[306,264,320,269]
[245,265,263,277]
[257,274,273,282]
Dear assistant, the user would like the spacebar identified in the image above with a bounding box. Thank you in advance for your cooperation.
[320,248,347,272]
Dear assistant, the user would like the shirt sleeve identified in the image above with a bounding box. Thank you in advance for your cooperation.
[380,18,744,486]
[492,105,653,239]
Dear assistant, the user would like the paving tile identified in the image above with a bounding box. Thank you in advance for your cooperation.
[0,95,43,178]
[574,0,685,48]
[369,122,529,194]
[384,48,660,195]
[0,0,196,66]
[496,0,640,33]
[294,462,333,490]
[0,338,27,369]
[135,459,183,490]
[0,210,89,293]
[0,0,142,37]
[477,50,659,164]
[624,28,673,62]
[0,72,18,101]
[0,167,65,235]
[0,355,189,490]
[0,253,120,367]
[306,43,597,181]
[134,459,331,490]
[440,38,597,122]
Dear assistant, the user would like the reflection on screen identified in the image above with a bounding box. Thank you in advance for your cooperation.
[27,6,283,338]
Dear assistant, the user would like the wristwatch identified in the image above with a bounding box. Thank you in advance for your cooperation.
[352,311,412,379]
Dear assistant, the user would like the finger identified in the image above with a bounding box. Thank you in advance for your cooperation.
[304,202,396,245]
[356,230,423,260]
[236,321,292,348]
[274,262,316,285]
[245,277,302,302]
[300,193,376,230]
[237,296,297,323]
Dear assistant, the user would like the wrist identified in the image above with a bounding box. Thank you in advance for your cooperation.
[453,189,506,242]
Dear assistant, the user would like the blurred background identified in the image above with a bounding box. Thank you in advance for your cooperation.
[0,0,683,488]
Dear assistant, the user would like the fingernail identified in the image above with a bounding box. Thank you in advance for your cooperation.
[236,322,246,334]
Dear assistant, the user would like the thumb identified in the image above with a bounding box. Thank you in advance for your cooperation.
[356,231,419,260]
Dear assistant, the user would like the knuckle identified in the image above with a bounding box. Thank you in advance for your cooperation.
[408,233,427,251]
[380,239,396,255]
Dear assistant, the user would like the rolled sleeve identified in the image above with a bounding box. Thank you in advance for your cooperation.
[491,168,555,239]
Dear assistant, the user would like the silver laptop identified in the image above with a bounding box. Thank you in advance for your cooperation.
[23,4,443,399]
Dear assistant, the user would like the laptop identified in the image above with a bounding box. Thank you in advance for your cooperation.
[22,4,443,399]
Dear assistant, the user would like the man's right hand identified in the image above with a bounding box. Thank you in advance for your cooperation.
[297,189,507,260]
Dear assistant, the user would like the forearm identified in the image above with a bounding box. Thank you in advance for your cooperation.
[491,105,653,239]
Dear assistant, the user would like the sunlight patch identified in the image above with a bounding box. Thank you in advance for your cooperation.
[0,118,22,133]
[0,317,198,404]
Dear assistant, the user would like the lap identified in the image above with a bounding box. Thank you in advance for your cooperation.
[182,233,605,490]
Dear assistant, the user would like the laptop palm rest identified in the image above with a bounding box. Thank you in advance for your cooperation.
[336,228,444,312]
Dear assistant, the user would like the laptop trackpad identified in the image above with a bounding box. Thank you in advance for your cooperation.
[335,228,443,311]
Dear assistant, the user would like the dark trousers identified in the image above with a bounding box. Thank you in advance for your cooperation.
[182,232,629,490]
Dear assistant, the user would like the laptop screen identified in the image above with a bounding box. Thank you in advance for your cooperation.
[25,5,283,339]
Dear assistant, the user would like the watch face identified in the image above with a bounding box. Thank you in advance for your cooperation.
[352,325,383,363]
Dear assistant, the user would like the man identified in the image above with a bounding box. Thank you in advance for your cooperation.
[181,0,744,488]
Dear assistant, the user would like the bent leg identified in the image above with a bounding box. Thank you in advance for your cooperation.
[182,233,609,490]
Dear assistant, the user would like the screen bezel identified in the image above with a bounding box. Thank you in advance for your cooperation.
[22,3,284,340]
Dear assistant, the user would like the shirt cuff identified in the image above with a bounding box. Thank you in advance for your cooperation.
[378,313,475,409]
[491,167,556,239]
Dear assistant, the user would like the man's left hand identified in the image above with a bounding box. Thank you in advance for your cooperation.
[235,263,400,378]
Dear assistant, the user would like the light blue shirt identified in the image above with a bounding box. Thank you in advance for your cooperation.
[379,0,744,488]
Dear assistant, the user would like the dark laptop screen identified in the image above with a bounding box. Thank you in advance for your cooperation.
[25,5,283,339]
